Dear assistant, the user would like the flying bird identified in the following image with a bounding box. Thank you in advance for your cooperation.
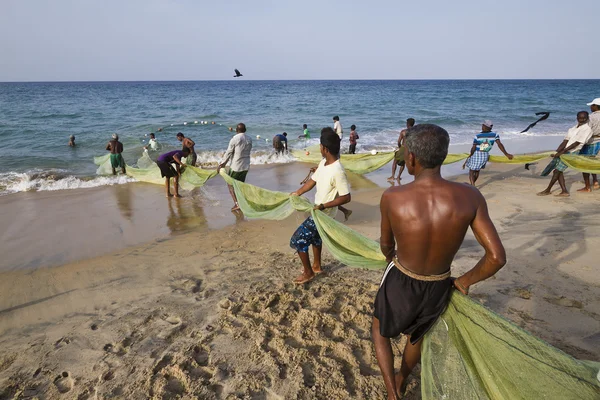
[521,112,550,133]
[233,69,243,78]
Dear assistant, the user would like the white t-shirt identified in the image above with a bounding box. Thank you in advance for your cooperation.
[148,138,158,150]
[334,121,343,139]
[565,124,593,153]
[589,111,600,144]
[311,159,350,217]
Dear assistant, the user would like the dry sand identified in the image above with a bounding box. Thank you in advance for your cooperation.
[1,162,599,399]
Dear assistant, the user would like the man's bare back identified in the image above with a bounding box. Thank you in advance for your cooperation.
[381,177,484,276]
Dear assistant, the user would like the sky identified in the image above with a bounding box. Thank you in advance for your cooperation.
[0,0,597,81]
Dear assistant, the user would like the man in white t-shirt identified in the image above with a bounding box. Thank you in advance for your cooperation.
[333,115,343,140]
[538,111,593,197]
[577,98,600,192]
[290,127,351,284]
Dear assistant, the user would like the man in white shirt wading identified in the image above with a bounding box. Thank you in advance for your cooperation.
[577,98,600,192]
[218,123,253,211]
[538,111,593,197]
[333,115,343,140]
[290,127,351,284]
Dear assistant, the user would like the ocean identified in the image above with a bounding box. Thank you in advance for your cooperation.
[0,79,598,195]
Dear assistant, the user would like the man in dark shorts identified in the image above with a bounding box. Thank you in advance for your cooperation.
[176,132,197,166]
[106,133,126,175]
[388,118,414,181]
[373,124,507,399]
[272,132,288,155]
[156,148,189,198]
[217,123,253,211]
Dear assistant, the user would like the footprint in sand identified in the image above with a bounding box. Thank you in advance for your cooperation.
[545,296,583,309]
[53,371,74,394]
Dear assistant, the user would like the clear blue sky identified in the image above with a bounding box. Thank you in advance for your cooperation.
[0,0,596,81]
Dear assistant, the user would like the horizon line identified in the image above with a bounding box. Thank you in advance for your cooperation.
[1,78,599,84]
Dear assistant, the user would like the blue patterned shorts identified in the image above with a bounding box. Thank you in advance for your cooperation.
[290,217,322,253]
[465,151,490,171]
[580,142,600,156]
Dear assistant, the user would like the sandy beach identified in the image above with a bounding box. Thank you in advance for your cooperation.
[1,161,599,399]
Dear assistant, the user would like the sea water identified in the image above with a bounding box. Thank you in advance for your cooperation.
[1,79,598,195]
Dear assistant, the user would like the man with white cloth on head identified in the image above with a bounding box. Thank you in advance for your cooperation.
[577,98,600,192]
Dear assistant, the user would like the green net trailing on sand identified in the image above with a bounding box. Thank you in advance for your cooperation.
[422,292,600,400]
[292,150,396,174]
[219,171,600,399]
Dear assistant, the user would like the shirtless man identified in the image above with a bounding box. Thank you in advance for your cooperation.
[176,132,197,166]
[373,124,507,399]
[106,133,126,175]
[388,118,415,181]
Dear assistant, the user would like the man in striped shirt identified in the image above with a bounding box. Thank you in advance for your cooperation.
[464,120,513,185]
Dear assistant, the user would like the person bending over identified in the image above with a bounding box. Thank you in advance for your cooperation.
[373,124,507,399]
[156,148,189,198]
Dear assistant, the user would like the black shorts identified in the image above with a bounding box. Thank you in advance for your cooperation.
[229,169,248,182]
[349,144,356,154]
[157,161,177,178]
[373,261,452,344]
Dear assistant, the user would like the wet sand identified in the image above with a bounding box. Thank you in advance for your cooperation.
[0,159,599,399]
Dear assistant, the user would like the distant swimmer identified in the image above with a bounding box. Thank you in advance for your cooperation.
[463,120,513,186]
[333,115,343,140]
[521,112,550,133]
[144,133,159,151]
[68,135,75,147]
[389,118,415,181]
[299,124,310,139]
[176,132,197,166]
[217,123,253,212]
[273,132,288,155]
[233,69,243,78]
[290,128,351,284]
[537,111,592,197]
[373,124,506,399]
[156,148,190,198]
[106,134,126,175]
[349,125,359,154]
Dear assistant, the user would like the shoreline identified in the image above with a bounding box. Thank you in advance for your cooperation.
[0,162,598,398]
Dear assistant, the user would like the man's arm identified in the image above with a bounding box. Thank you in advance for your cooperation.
[218,139,236,172]
[398,130,406,147]
[379,192,396,262]
[455,193,506,294]
[315,193,351,211]
[292,179,316,196]
[555,141,582,157]
[495,140,513,160]
[106,142,111,151]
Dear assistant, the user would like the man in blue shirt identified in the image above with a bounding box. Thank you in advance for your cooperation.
[273,132,288,155]
[464,120,513,185]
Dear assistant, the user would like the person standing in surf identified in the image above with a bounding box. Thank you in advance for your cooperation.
[106,133,126,175]
[373,124,507,399]
[290,127,351,284]
[217,123,253,212]
[176,132,197,166]
[349,125,359,154]
[389,118,415,181]
[463,120,513,185]
[333,116,343,140]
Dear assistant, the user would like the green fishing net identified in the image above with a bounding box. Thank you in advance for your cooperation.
[292,150,396,174]
[220,171,600,398]
[422,292,600,400]
[560,154,600,174]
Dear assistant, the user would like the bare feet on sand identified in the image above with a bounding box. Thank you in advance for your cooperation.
[387,176,395,181]
[166,193,174,198]
[554,192,570,197]
[342,209,352,222]
[231,204,240,212]
[394,373,408,399]
[576,187,592,193]
[594,182,600,190]
[293,272,315,284]
[536,191,551,196]
[312,264,323,275]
